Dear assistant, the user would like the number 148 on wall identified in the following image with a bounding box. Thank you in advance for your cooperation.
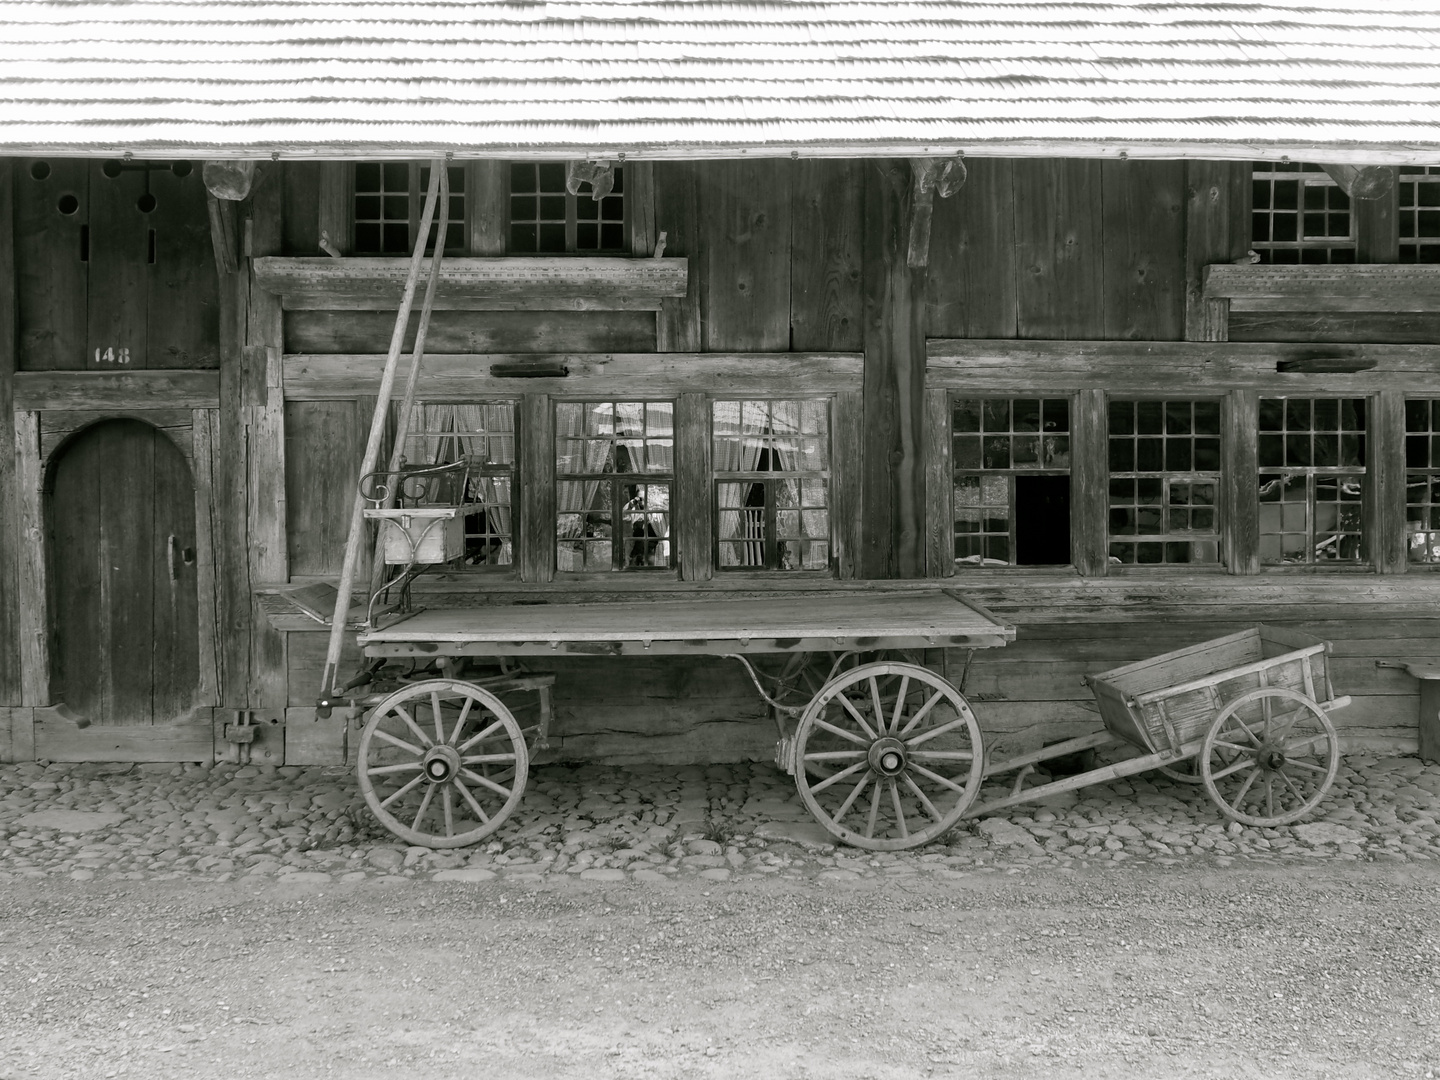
[94,347,130,364]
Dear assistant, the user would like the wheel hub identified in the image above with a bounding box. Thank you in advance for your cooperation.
[1260,748,1286,771]
[422,744,461,784]
[868,737,908,778]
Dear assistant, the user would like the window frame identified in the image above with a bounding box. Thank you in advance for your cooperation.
[506,162,631,256]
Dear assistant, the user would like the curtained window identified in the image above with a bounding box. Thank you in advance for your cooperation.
[555,401,673,571]
[401,401,515,567]
[713,399,830,572]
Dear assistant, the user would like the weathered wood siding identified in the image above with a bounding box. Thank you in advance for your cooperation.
[4,154,1439,765]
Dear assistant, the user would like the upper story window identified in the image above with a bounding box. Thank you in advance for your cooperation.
[555,401,673,572]
[1251,162,1354,264]
[713,399,830,572]
[1258,398,1366,565]
[951,397,1071,567]
[353,162,467,255]
[401,402,515,568]
[1399,167,1440,263]
[509,163,627,254]
[1108,400,1222,567]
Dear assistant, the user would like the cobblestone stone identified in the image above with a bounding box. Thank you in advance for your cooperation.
[2,754,1440,887]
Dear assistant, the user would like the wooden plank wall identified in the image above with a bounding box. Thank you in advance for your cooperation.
[0,160,18,705]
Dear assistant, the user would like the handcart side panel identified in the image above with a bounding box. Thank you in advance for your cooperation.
[1086,677,1151,749]
[1093,627,1261,702]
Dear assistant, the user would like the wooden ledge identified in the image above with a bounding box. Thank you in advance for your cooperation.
[252,256,688,312]
[1203,264,1440,313]
[283,352,865,399]
[925,340,1440,393]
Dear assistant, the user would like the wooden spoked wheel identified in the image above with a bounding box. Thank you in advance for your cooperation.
[793,662,984,851]
[357,678,529,848]
[1199,686,1339,827]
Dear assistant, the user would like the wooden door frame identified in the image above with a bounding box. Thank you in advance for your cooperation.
[13,407,218,710]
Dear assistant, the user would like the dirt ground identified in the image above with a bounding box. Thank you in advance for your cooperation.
[2,861,1438,1080]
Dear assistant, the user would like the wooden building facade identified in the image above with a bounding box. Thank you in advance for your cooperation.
[3,2,1440,766]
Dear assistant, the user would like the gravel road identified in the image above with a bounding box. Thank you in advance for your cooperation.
[2,753,1440,1078]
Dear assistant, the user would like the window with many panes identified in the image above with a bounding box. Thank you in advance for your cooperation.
[555,401,673,572]
[509,163,626,254]
[1107,400,1222,566]
[353,162,466,255]
[1258,398,1366,564]
[1406,399,1440,564]
[1399,167,1440,263]
[713,400,830,572]
[951,398,1071,566]
[401,402,515,567]
[1251,162,1354,264]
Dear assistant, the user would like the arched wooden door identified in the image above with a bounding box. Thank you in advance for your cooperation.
[48,419,199,725]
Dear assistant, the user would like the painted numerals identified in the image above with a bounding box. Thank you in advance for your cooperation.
[94,346,131,365]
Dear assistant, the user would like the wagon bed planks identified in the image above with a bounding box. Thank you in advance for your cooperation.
[358,588,1014,656]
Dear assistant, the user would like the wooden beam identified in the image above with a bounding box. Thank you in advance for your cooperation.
[518,394,555,583]
[316,163,352,257]
[653,162,701,351]
[922,387,954,578]
[206,192,238,278]
[468,160,507,256]
[252,256,688,310]
[11,370,220,410]
[926,339,1440,394]
[1070,389,1107,578]
[283,351,864,399]
[191,409,221,706]
[1204,263,1440,311]
[14,411,49,706]
[1320,164,1396,201]
[1373,389,1407,576]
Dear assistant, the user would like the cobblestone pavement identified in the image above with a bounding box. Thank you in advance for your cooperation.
[3,752,1439,887]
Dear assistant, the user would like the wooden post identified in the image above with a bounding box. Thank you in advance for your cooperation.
[15,411,49,706]
[675,392,712,581]
[468,161,507,256]
[922,387,954,578]
[1224,390,1260,574]
[862,160,927,579]
[317,163,352,256]
[518,393,555,583]
[246,168,288,711]
[1372,389,1407,574]
[0,158,20,706]
[653,162,701,352]
[1070,389,1108,577]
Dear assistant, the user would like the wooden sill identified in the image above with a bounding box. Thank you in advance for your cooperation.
[252,256,688,312]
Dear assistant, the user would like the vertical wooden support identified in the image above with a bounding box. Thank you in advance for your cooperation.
[653,162,701,352]
[1372,389,1407,574]
[317,163,352,256]
[246,169,287,710]
[1355,171,1400,264]
[1070,389,1108,577]
[1185,160,1248,342]
[862,160,927,579]
[922,388,954,578]
[832,390,864,580]
[191,408,220,706]
[519,394,554,583]
[469,161,508,256]
[15,411,50,706]
[1419,678,1440,765]
[0,158,20,706]
[675,392,712,581]
[214,203,252,710]
[627,161,656,258]
[702,160,792,352]
[1224,390,1260,574]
